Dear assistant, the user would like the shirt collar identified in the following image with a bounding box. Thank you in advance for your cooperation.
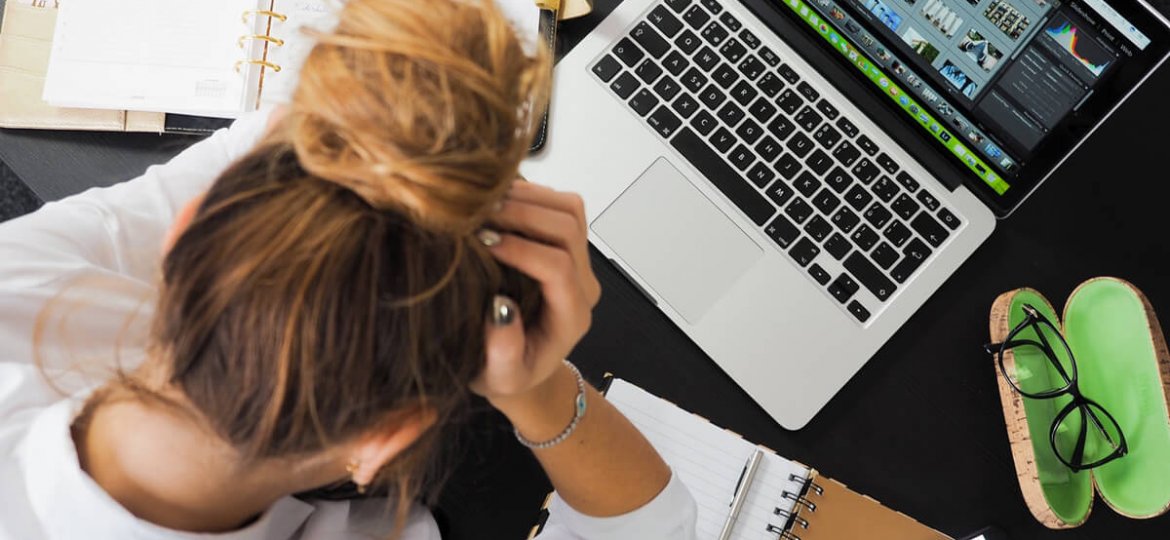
[18,398,316,540]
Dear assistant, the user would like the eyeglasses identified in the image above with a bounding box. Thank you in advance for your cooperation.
[984,304,1127,472]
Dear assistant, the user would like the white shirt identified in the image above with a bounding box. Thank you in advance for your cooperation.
[0,109,698,539]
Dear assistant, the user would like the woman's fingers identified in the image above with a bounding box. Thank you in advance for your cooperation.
[486,232,590,339]
[506,181,587,233]
[470,296,532,397]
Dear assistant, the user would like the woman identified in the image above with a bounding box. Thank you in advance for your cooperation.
[0,0,697,538]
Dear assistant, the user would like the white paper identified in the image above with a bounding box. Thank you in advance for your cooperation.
[498,0,542,53]
[605,379,813,539]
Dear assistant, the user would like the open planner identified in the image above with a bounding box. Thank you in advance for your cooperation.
[529,377,952,540]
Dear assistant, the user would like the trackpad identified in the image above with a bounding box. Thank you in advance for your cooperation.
[592,158,763,324]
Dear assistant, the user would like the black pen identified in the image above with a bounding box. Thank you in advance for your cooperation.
[719,448,764,540]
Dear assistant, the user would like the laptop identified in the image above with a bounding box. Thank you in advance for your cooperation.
[520,0,1170,429]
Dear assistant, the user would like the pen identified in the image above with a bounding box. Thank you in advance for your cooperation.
[718,448,764,540]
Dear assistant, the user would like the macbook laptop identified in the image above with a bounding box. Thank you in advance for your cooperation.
[520,0,1170,429]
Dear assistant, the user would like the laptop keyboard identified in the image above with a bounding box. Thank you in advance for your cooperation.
[590,0,964,324]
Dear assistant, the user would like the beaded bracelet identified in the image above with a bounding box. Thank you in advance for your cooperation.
[514,360,587,450]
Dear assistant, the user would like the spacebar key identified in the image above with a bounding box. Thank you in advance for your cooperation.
[671,128,776,226]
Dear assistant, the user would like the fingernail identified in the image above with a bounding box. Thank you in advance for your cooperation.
[492,295,517,326]
[477,229,501,247]
[491,200,505,213]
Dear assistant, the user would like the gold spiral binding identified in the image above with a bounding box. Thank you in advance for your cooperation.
[773,508,810,529]
[235,59,282,74]
[781,490,817,512]
[241,9,288,24]
[238,34,286,48]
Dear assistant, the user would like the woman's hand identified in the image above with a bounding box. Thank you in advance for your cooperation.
[470,181,601,416]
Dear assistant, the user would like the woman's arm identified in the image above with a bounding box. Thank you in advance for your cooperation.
[473,181,697,537]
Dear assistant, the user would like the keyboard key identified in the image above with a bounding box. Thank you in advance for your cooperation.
[891,239,931,283]
[813,124,842,149]
[680,67,708,93]
[713,64,739,88]
[700,0,723,14]
[863,203,892,228]
[649,5,685,37]
[848,301,871,322]
[718,12,742,31]
[850,224,879,251]
[856,134,879,155]
[718,39,747,64]
[824,233,852,260]
[691,110,718,135]
[765,215,801,248]
[938,208,961,230]
[662,50,690,75]
[672,93,701,118]
[836,117,859,138]
[804,215,832,242]
[730,80,758,106]
[671,128,776,225]
[824,167,853,193]
[735,119,763,144]
[828,273,859,303]
[747,162,775,188]
[647,106,683,138]
[873,176,900,202]
[777,63,800,84]
[916,190,940,211]
[593,55,622,82]
[756,136,783,162]
[611,72,640,99]
[775,153,801,180]
[786,132,814,158]
[629,89,659,117]
[695,47,720,71]
[764,179,794,207]
[759,46,781,66]
[738,56,766,80]
[635,59,664,84]
[891,193,920,220]
[709,127,736,153]
[699,84,727,109]
[683,5,711,29]
[832,207,861,233]
[875,152,899,174]
[851,158,880,184]
[895,171,921,192]
[911,212,950,247]
[796,81,820,102]
[790,238,821,267]
[795,106,823,132]
[758,72,785,97]
[844,185,873,211]
[845,252,896,301]
[809,263,831,285]
[805,149,833,176]
[872,242,899,269]
[832,141,861,167]
[785,198,814,224]
[717,102,745,127]
[613,38,644,67]
[740,29,760,49]
[748,98,778,123]
[815,100,839,120]
[767,115,796,141]
[664,0,692,13]
[675,29,702,54]
[813,188,841,214]
[777,88,804,115]
[793,171,820,197]
[883,221,912,247]
[728,144,756,171]
[701,21,730,46]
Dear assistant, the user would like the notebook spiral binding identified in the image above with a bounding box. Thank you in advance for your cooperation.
[235,9,287,74]
[763,473,823,540]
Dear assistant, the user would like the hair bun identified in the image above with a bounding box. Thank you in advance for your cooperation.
[285,0,551,234]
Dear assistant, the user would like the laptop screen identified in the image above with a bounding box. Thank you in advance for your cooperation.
[769,0,1170,214]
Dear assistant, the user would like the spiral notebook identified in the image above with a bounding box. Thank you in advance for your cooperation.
[528,377,951,540]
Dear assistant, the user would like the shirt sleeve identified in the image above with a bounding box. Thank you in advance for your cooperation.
[538,469,698,540]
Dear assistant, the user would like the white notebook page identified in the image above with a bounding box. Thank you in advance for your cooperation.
[43,0,263,117]
[606,379,812,539]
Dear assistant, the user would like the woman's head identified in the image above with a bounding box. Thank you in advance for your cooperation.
[150,0,548,515]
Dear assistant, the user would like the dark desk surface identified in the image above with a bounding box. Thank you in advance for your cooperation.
[4,1,1170,539]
